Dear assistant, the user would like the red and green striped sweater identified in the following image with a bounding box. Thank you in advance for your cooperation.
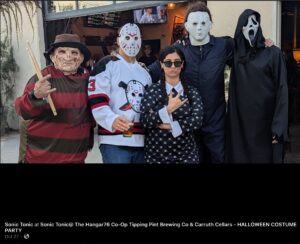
[15,66,94,164]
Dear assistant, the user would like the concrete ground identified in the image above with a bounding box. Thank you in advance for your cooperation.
[284,123,300,163]
[1,124,300,164]
[0,132,102,163]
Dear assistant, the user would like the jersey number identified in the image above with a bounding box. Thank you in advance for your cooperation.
[88,79,96,92]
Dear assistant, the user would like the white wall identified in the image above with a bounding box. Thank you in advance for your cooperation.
[208,1,280,46]
[1,3,45,97]
[0,3,45,129]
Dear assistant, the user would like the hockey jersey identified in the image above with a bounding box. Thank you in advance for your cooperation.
[88,54,152,147]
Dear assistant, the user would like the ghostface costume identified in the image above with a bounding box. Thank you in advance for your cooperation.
[226,9,288,163]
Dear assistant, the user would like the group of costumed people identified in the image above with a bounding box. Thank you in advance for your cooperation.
[15,2,288,164]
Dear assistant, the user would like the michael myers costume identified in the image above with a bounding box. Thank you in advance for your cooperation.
[226,9,288,163]
[148,37,233,163]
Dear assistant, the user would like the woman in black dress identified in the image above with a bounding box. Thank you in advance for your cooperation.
[140,46,203,163]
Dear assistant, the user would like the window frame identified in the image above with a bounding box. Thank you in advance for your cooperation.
[43,0,183,21]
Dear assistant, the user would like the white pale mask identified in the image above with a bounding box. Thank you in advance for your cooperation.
[118,23,141,57]
[50,47,84,75]
[242,14,259,47]
[184,11,212,46]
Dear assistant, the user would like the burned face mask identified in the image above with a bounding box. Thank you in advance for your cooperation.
[118,23,141,57]
[242,14,259,47]
[50,47,84,75]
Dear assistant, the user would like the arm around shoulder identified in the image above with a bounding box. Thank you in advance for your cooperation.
[147,60,161,83]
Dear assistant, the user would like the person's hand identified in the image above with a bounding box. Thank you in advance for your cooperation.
[272,135,278,144]
[176,36,189,46]
[265,38,274,47]
[110,51,118,57]
[138,62,150,72]
[166,91,188,114]
[158,123,171,130]
[112,116,131,132]
[33,74,56,99]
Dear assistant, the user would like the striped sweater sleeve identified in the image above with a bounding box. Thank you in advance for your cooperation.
[88,57,119,132]
[15,73,49,120]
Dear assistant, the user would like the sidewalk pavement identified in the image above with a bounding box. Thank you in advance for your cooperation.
[0,131,102,163]
[1,125,300,163]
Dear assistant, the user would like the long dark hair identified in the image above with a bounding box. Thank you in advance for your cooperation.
[158,45,191,103]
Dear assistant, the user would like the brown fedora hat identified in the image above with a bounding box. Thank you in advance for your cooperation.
[44,33,91,64]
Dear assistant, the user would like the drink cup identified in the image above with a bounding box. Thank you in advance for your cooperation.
[123,114,135,137]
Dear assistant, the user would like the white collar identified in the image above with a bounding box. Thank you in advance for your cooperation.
[165,81,184,96]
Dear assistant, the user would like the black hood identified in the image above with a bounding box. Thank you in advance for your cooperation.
[234,9,265,63]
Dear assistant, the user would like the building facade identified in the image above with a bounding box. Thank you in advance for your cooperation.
[0,1,295,130]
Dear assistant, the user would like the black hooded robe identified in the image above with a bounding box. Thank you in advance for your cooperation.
[226,9,288,163]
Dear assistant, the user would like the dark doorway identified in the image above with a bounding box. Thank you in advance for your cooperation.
[141,39,161,57]
[282,1,300,163]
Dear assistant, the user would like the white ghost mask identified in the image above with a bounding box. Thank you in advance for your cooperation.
[242,14,259,47]
[118,23,141,57]
[184,11,212,46]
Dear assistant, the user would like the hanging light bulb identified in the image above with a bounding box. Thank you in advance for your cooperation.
[167,3,176,9]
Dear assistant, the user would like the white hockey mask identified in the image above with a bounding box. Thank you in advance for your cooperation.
[118,23,141,57]
[242,14,259,47]
[184,11,212,46]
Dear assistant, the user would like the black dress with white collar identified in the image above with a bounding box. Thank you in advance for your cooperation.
[140,82,203,163]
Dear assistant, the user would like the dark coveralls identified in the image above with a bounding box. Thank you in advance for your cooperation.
[148,36,233,163]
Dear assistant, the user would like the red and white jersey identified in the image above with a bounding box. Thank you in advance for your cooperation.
[88,54,152,147]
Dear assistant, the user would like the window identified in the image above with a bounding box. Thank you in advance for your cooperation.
[47,1,76,13]
[78,1,113,9]
[44,0,182,21]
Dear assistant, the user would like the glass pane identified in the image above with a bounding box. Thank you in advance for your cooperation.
[48,1,76,13]
[78,1,113,9]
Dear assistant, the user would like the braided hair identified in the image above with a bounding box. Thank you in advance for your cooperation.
[158,46,192,104]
